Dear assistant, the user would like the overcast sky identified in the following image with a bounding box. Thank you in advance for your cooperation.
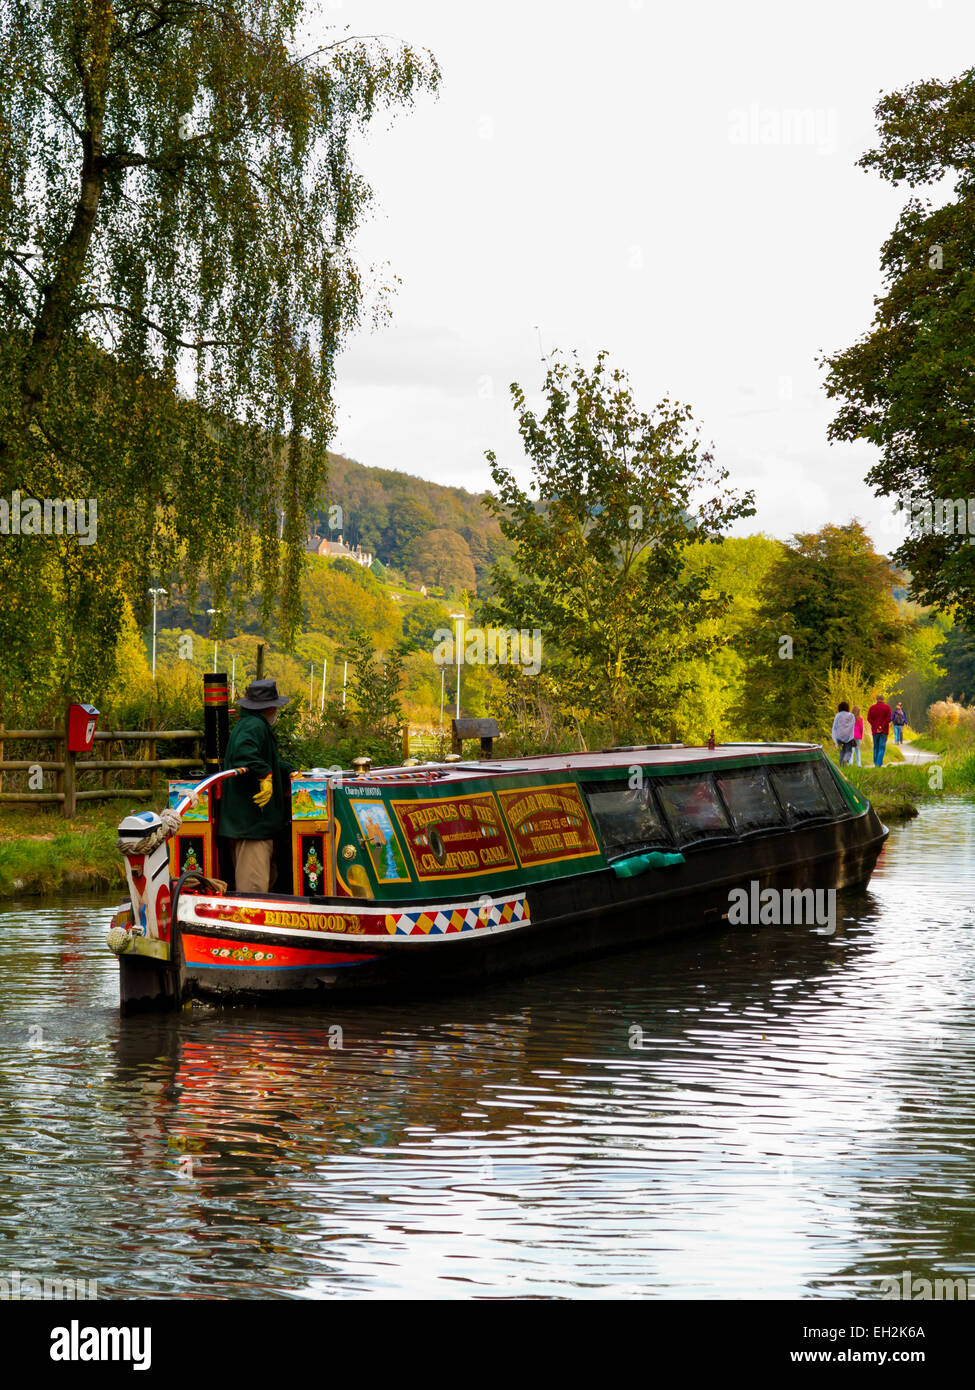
[319,0,973,551]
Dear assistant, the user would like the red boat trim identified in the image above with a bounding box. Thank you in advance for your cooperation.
[181,933,378,969]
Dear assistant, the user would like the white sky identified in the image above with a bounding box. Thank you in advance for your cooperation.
[322,0,973,551]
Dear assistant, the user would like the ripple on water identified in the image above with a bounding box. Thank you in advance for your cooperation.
[0,799,973,1297]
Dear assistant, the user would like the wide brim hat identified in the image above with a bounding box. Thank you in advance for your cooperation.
[238,678,290,710]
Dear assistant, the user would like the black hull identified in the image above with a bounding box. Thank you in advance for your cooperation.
[159,808,888,1006]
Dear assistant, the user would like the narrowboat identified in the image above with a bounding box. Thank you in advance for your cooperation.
[107,741,888,1012]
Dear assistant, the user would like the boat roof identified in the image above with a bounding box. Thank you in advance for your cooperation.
[328,742,823,787]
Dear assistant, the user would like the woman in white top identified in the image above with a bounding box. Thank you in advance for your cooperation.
[831,701,856,766]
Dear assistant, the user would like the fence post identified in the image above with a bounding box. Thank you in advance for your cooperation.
[62,706,76,818]
[54,714,64,807]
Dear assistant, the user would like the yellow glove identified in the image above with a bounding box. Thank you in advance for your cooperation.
[253,774,273,809]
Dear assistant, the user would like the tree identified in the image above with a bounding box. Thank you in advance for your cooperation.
[483,351,755,740]
[822,68,975,621]
[0,1,438,718]
[402,527,476,592]
[890,603,949,722]
[302,554,398,647]
[300,629,406,767]
[673,534,785,740]
[737,522,913,737]
[330,555,383,595]
[934,619,975,702]
[402,596,453,650]
[380,497,437,563]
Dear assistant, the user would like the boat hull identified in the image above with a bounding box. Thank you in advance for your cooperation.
[119,805,888,1007]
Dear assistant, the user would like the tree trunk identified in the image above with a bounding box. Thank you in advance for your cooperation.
[18,3,114,425]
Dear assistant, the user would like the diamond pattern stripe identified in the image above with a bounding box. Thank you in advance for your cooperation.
[383,895,528,940]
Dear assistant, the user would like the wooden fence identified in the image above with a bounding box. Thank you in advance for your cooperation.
[0,716,203,817]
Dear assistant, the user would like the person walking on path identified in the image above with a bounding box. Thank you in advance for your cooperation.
[892,702,908,745]
[867,694,893,768]
[219,678,294,893]
[831,701,857,766]
[851,705,864,766]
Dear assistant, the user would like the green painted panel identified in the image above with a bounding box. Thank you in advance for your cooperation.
[329,748,871,903]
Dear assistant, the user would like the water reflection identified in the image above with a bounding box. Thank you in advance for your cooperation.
[0,799,973,1297]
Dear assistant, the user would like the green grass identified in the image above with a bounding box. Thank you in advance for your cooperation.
[0,800,142,898]
[906,733,950,756]
[830,745,975,821]
[840,764,928,820]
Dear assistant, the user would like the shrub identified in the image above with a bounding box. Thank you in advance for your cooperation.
[928,698,975,743]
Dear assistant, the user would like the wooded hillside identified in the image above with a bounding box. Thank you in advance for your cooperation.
[314,452,511,592]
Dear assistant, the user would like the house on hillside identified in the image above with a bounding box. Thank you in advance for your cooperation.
[307,533,373,568]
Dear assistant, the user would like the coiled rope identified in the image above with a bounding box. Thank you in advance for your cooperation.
[117,805,182,857]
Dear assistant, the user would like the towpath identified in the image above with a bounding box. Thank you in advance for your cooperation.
[898,743,939,765]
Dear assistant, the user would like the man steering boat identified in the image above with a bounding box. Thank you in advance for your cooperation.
[219,678,294,893]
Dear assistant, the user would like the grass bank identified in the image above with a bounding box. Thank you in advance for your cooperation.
[830,744,975,821]
[0,802,141,898]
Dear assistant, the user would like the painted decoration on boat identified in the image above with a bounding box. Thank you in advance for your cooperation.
[169,828,213,879]
[497,783,601,866]
[350,800,411,883]
[168,782,209,822]
[383,895,529,936]
[390,792,518,879]
[299,834,327,895]
[177,835,206,876]
[192,902,367,933]
[186,894,529,938]
[291,779,330,820]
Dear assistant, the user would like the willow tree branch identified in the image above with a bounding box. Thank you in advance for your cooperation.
[4,251,43,285]
[79,300,231,349]
[27,78,85,140]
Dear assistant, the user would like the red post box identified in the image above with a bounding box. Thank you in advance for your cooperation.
[66,702,100,753]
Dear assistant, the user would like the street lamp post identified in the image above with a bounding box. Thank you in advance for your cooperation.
[148,588,167,679]
[450,612,465,720]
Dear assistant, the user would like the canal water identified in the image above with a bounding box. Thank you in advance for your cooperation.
[0,798,973,1300]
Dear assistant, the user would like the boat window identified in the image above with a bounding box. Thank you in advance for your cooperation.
[584,780,673,856]
[714,768,786,832]
[655,775,733,844]
[815,761,852,817]
[770,763,831,821]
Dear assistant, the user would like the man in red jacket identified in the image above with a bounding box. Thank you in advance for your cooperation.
[867,694,893,767]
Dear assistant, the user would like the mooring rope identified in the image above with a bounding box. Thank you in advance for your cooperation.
[116,805,182,857]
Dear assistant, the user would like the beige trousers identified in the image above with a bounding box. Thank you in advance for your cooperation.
[233,839,277,894]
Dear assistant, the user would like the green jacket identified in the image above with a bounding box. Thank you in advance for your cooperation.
[219,710,294,840]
